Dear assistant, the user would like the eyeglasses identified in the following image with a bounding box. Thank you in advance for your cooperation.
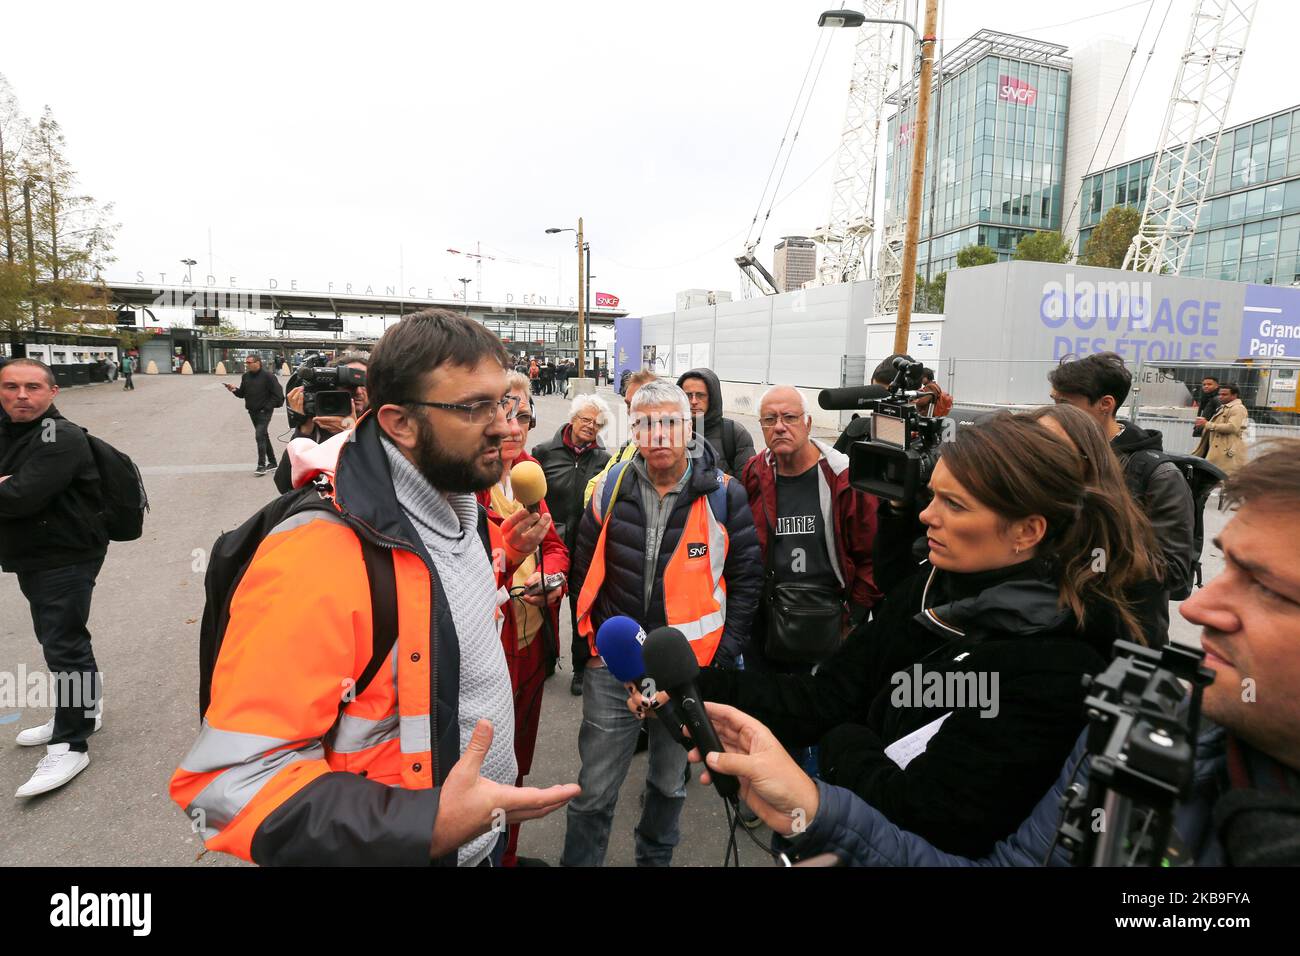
[514,413,534,428]
[634,415,687,430]
[574,415,599,427]
[403,394,521,425]
[759,413,806,429]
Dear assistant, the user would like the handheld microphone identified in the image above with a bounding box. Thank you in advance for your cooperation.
[595,617,692,751]
[642,626,739,800]
[510,460,548,514]
[817,384,890,410]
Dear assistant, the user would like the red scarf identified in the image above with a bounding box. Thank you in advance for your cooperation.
[562,423,596,454]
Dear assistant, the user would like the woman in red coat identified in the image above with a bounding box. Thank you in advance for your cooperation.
[477,372,569,866]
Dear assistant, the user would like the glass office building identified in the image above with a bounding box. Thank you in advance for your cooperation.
[1078,104,1300,286]
[885,31,1072,277]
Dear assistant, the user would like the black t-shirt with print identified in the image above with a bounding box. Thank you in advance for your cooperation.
[772,463,839,588]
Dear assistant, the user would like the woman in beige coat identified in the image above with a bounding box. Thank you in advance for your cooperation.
[1194,383,1249,475]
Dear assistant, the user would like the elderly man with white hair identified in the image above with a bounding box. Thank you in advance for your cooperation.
[532,392,613,693]
[741,385,881,673]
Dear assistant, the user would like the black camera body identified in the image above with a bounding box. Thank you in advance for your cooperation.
[1056,641,1214,867]
[294,356,365,419]
[845,357,946,502]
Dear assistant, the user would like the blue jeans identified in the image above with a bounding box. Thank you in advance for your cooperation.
[561,665,688,867]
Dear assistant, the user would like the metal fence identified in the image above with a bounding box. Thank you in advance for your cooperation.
[945,357,1300,455]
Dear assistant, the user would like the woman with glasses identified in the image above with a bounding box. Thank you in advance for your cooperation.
[475,371,570,867]
[531,394,613,694]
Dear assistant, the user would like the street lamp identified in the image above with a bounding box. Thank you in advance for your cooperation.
[457,277,472,314]
[545,220,589,390]
[181,258,197,284]
[819,2,935,354]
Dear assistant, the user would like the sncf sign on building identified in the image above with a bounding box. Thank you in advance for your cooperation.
[998,75,1037,106]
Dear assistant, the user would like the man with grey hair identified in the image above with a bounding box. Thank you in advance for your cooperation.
[562,380,761,866]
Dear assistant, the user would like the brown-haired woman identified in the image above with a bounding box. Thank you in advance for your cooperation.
[696,411,1162,858]
[1022,403,1168,646]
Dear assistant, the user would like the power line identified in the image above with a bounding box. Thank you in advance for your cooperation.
[1060,0,1160,254]
[744,29,833,249]
[600,144,842,273]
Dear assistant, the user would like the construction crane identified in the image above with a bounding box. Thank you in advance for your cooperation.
[446,242,553,301]
[1123,0,1258,274]
[813,0,902,289]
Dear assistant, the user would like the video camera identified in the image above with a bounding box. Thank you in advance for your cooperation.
[291,355,366,419]
[820,356,946,503]
[1055,640,1214,867]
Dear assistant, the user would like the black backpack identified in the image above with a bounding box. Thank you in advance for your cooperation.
[83,430,149,542]
[1122,450,1227,597]
[197,480,396,720]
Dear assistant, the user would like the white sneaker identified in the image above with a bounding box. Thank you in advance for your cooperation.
[15,699,103,747]
[15,744,90,798]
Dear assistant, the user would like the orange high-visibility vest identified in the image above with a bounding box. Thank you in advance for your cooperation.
[577,468,731,666]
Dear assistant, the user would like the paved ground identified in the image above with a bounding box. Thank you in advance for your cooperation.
[0,374,1218,866]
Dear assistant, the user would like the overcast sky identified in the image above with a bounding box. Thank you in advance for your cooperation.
[3,0,1296,323]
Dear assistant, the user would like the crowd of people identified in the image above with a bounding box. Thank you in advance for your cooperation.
[2,309,1294,869]
[521,357,574,397]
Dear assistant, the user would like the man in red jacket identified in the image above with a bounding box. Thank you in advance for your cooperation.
[742,385,881,667]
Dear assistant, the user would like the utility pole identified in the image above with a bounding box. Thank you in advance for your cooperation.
[894,0,938,354]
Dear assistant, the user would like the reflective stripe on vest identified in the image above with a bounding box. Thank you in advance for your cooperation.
[576,476,730,666]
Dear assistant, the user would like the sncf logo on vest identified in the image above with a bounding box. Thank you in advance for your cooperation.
[687,543,708,559]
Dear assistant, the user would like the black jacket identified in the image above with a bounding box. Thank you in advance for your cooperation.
[1111,420,1195,614]
[0,406,108,573]
[699,558,1123,857]
[570,439,763,668]
[675,367,757,477]
[531,425,611,549]
[1193,390,1221,437]
[233,368,284,413]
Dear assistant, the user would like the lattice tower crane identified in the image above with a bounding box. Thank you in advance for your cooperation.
[1122,0,1258,274]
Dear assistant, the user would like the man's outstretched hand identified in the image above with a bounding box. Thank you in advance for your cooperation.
[687,702,820,837]
[429,719,580,859]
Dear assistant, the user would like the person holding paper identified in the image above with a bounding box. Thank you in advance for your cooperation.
[691,412,1162,858]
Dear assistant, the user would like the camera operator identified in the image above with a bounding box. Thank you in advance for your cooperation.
[691,439,1300,867]
[273,352,369,493]
[679,412,1161,858]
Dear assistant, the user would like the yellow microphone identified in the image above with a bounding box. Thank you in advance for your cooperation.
[510,460,548,514]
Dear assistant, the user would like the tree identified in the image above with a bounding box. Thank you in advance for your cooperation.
[0,73,30,266]
[1013,230,1072,263]
[956,244,998,268]
[0,84,117,343]
[1079,205,1142,269]
[914,272,946,313]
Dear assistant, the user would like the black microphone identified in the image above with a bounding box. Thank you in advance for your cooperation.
[817,384,890,410]
[594,617,693,751]
[641,627,739,800]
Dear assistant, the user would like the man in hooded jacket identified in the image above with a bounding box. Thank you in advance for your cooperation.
[675,367,756,477]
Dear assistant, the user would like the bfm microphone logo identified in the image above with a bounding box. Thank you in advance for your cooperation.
[998,75,1037,107]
